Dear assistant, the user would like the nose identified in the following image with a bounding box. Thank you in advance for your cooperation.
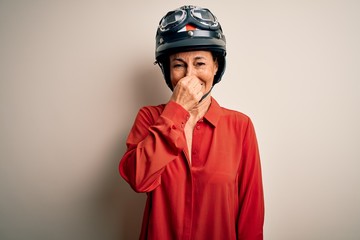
[185,65,195,77]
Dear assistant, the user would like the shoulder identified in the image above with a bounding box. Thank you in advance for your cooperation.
[218,104,252,127]
[207,98,252,129]
[135,104,166,123]
[139,104,166,116]
[220,106,250,121]
[217,105,258,142]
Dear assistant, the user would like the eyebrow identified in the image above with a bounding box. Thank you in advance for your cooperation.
[171,56,207,62]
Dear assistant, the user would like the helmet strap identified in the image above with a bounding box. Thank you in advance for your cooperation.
[199,86,213,102]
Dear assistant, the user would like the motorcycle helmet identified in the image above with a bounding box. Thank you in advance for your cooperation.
[155,5,226,90]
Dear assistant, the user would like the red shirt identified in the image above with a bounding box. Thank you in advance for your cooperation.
[119,98,264,240]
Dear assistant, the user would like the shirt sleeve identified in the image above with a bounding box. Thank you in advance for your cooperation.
[237,117,265,240]
[119,101,189,192]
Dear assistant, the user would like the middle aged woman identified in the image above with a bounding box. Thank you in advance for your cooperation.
[119,5,264,240]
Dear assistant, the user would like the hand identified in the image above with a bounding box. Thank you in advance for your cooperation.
[170,76,204,111]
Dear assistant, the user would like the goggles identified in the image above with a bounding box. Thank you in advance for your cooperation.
[159,6,219,32]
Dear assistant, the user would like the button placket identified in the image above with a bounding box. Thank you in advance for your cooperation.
[192,120,204,167]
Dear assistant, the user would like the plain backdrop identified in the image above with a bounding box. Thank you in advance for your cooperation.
[1,0,359,239]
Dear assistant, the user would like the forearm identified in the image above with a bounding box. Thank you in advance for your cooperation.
[119,101,189,192]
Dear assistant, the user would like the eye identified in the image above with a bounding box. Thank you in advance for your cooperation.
[196,62,206,67]
[172,62,185,68]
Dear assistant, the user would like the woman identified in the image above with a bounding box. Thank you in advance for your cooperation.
[119,5,264,240]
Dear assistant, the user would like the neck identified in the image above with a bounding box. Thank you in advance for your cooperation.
[189,95,211,120]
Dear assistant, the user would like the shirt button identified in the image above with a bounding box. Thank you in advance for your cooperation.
[196,125,200,130]
[186,114,190,120]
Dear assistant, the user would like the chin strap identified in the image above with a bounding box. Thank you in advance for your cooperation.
[199,86,214,103]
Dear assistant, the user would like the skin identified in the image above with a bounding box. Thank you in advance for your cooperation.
[168,50,218,163]
[169,50,218,111]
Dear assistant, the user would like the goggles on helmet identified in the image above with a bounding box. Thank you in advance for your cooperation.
[159,6,219,32]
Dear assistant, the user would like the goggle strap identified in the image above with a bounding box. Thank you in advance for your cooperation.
[159,30,223,43]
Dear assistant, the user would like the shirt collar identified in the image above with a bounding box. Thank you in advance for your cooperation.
[203,97,222,127]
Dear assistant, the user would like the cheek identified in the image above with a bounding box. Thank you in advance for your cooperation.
[199,72,215,92]
[202,71,216,85]
[171,79,179,88]
[170,69,184,86]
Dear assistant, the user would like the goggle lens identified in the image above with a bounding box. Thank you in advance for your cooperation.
[160,10,186,31]
[191,8,217,25]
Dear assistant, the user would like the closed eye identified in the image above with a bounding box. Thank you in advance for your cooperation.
[173,63,184,68]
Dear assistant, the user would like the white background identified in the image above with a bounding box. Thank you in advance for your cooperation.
[1,0,359,239]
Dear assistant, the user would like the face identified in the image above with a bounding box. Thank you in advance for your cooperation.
[169,51,218,93]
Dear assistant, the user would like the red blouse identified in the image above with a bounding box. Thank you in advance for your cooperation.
[119,98,264,240]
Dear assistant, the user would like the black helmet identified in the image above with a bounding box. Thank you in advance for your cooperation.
[155,5,226,90]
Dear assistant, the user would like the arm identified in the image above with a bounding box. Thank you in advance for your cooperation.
[237,118,265,240]
[119,101,189,192]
